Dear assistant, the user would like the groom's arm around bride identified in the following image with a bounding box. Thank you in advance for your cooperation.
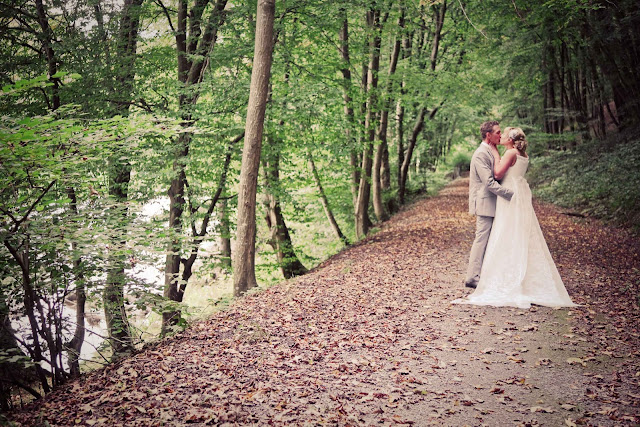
[464,120,514,289]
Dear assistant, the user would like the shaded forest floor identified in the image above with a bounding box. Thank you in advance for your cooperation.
[9,178,640,426]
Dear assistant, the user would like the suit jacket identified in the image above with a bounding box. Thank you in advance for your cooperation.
[468,143,514,217]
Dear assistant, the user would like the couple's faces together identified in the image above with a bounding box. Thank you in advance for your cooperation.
[490,125,510,146]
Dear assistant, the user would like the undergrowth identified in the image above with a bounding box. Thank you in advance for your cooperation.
[527,131,640,232]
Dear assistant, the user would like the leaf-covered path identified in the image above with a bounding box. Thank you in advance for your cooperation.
[10,179,640,426]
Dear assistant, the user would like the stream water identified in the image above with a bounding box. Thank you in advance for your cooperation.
[10,198,169,370]
[11,196,228,372]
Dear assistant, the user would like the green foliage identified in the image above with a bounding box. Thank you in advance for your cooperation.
[0,75,186,387]
[0,348,34,369]
[528,136,640,230]
[450,152,471,171]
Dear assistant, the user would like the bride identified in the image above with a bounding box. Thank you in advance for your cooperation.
[453,127,576,309]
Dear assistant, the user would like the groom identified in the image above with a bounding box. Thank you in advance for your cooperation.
[464,121,514,289]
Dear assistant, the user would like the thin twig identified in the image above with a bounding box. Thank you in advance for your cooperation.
[154,0,176,33]
[105,98,157,113]
[12,180,56,233]
[511,0,524,20]
[457,0,488,39]
[0,206,18,224]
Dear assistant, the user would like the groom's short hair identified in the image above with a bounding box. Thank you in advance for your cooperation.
[480,120,499,140]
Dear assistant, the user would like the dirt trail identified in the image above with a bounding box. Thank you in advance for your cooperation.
[9,178,640,426]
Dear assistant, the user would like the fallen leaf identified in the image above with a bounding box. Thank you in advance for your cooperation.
[596,406,617,415]
[530,406,555,413]
[566,357,586,367]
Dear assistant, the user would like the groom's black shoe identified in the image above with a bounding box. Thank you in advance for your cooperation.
[464,280,478,289]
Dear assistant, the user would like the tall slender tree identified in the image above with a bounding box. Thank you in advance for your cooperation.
[355,8,382,239]
[337,8,360,209]
[373,5,404,222]
[103,0,145,357]
[398,1,446,204]
[233,0,276,296]
[161,0,228,332]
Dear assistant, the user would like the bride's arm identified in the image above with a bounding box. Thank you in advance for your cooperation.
[493,149,518,180]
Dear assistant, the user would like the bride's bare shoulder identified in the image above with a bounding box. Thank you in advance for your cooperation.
[509,148,528,159]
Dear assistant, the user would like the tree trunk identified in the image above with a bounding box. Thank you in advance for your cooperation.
[338,11,359,209]
[399,107,426,204]
[589,2,640,127]
[587,57,607,139]
[381,142,391,190]
[396,33,411,190]
[559,42,567,133]
[161,0,227,333]
[395,94,405,189]
[219,198,232,270]
[164,130,237,327]
[162,132,190,333]
[65,187,86,377]
[355,37,370,215]
[103,0,144,355]
[105,162,134,357]
[355,9,381,239]
[373,9,404,222]
[262,150,308,279]
[0,289,40,409]
[34,0,59,110]
[309,151,350,246]
[429,2,445,72]
[549,73,558,135]
[114,0,144,101]
[398,2,445,204]
[233,0,276,296]
[34,0,87,374]
[4,240,51,393]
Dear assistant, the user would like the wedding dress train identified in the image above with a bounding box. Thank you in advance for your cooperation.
[453,155,576,309]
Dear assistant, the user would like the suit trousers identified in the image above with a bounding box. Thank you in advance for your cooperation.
[466,215,493,283]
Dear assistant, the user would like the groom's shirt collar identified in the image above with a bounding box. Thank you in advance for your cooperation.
[481,142,491,148]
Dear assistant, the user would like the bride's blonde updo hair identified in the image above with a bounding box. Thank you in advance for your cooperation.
[508,127,527,153]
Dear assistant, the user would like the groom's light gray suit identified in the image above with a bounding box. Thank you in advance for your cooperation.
[465,143,514,285]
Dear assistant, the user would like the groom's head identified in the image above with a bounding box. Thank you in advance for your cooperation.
[481,120,501,145]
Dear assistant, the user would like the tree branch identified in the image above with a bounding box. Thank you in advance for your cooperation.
[154,0,176,33]
[185,175,199,237]
[0,207,18,225]
[457,0,487,39]
[196,131,242,237]
[105,98,160,113]
[186,0,227,86]
[11,180,56,233]
[0,377,42,400]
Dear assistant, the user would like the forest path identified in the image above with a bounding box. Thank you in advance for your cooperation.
[10,178,640,426]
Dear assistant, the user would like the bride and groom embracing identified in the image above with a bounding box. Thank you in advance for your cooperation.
[454,121,576,309]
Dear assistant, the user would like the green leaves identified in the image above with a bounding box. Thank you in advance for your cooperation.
[1,72,82,95]
[0,349,34,368]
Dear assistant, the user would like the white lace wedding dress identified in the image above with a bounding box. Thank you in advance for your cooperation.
[453,155,576,309]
